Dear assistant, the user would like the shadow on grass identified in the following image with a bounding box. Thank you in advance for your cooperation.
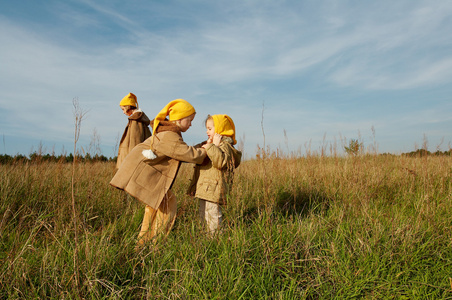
[242,187,332,223]
[275,187,331,219]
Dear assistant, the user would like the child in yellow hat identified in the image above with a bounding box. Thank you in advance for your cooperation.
[110,99,206,247]
[188,114,242,234]
[116,92,151,169]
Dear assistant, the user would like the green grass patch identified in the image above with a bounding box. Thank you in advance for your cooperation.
[1,156,451,299]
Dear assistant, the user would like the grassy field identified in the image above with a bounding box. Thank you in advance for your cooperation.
[1,154,451,299]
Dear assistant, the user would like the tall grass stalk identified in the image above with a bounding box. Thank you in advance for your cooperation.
[71,97,88,290]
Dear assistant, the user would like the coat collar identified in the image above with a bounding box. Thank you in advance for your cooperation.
[151,119,181,134]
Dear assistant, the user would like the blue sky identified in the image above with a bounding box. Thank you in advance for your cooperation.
[1,0,451,158]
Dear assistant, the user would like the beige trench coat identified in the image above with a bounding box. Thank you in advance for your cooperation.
[116,109,152,169]
[188,137,242,205]
[110,131,206,209]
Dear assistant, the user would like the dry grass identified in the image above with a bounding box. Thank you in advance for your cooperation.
[1,154,451,298]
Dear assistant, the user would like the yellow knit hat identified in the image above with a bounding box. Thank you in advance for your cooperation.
[212,114,237,145]
[119,93,138,107]
[153,99,196,134]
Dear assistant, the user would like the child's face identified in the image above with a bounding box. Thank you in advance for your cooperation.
[120,106,132,116]
[206,119,215,140]
[177,113,195,132]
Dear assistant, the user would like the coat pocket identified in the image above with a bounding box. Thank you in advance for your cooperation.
[200,178,218,193]
[135,163,172,190]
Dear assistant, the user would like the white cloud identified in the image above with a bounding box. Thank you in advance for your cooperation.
[324,2,452,90]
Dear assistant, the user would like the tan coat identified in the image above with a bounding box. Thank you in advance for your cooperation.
[110,128,206,209]
[188,137,242,205]
[116,109,152,169]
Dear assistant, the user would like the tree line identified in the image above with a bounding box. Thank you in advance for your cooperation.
[1,148,451,165]
[0,152,116,164]
[401,149,452,157]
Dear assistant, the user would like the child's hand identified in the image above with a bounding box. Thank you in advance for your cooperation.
[202,137,213,148]
[213,133,222,146]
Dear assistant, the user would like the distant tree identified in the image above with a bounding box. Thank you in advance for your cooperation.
[29,152,41,162]
[14,154,28,163]
[402,149,431,157]
[0,154,13,164]
[84,153,92,162]
[93,154,108,162]
[344,139,363,156]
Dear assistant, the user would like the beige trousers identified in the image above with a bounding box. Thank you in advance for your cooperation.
[199,199,223,234]
[137,190,177,246]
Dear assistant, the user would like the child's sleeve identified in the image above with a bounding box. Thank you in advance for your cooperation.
[186,164,200,196]
[129,120,148,148]
[154,132,206,164]
[193,141,207,149]
[204,143,233,170]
